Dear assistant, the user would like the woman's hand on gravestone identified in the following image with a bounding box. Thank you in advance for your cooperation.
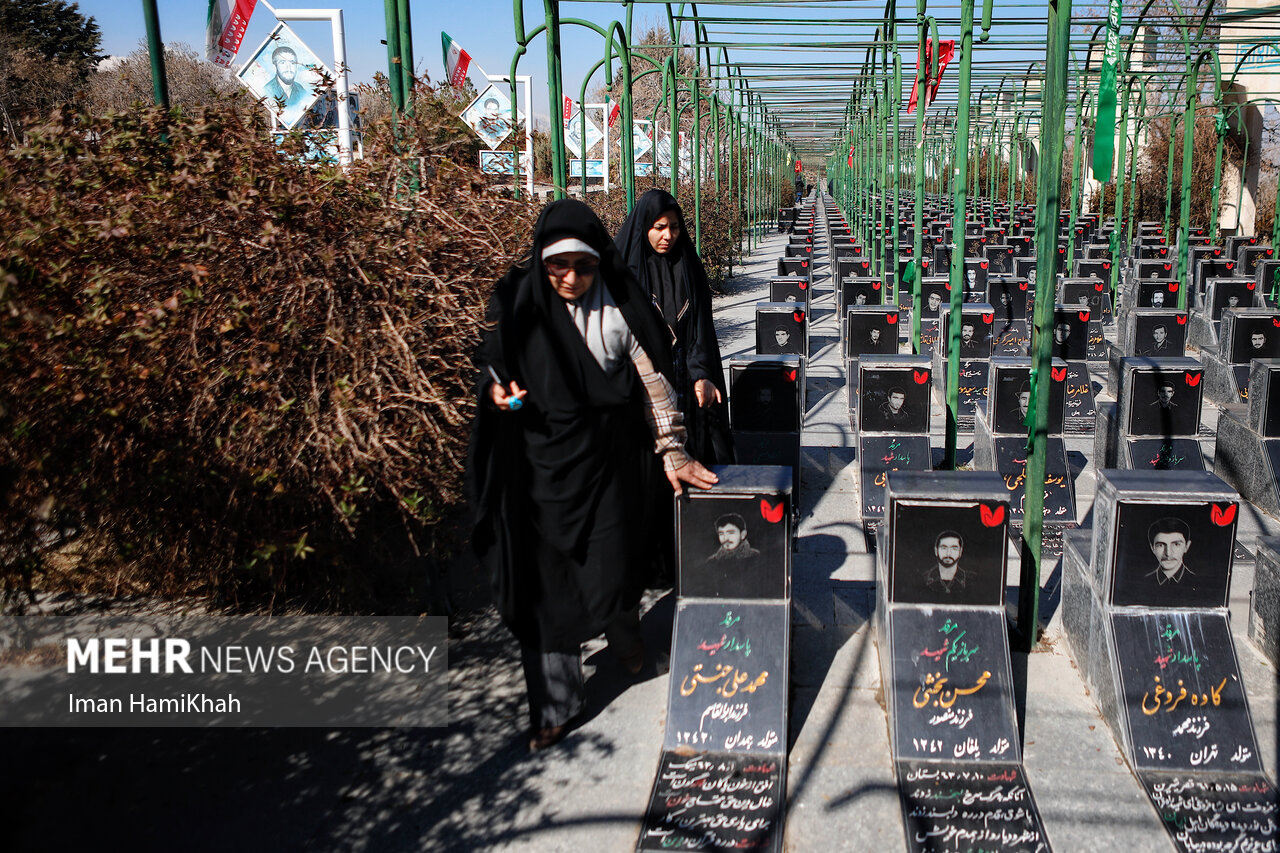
[490,380,527,411]
[694,378,721,408]
[666,458,718,493]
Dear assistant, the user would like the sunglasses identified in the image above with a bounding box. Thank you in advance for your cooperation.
[544,258,599,276]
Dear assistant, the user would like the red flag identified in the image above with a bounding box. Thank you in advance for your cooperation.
[606,97,621,128]
[907,38,956,114]
[562,96,574,122]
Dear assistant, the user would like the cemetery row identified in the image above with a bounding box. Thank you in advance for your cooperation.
[637,190,1278,853]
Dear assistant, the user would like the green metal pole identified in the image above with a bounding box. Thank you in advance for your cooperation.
[692,72,703,253]
[1020,0,1072,652]
[385,2,405,125]
[141,0,170,110]
[943,0,977,470]
[397,0,415,114]
[544,0,567,197]
[912,12,932,355]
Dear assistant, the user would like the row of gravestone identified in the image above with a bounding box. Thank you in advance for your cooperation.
[638,189,835,852]
[647,192,1280,852]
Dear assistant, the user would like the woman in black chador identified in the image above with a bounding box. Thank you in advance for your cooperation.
[614,189,734,465]
[468,200,716,752]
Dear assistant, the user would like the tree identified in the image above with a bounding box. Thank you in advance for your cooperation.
[0,0,101,66]
[0,0,102,137]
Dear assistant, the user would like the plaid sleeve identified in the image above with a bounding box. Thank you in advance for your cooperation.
[629,339,691,471]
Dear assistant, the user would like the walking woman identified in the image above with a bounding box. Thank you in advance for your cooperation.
[614,189,733,466]
[468,200,717,752]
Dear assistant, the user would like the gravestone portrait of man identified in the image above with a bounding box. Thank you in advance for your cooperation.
[704,514,760,563]
[1110,502,1234,607]
[925,290,943,317]
[1129,371,1198,436]
[1150,289,1166,309]
[774,326,793,351]
[1138,324,1170,356]
[879,387,912,426]
[924,530,975,594]
[958,321,986,358]
[1147,517,1193,585]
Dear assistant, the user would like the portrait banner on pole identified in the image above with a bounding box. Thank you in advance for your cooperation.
[564,109,603,158]
[237,23,330,131]
[461,84,523,150]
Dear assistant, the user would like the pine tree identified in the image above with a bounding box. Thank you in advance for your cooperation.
[0,0,102,67]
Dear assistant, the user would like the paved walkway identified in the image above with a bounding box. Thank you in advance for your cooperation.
[2,202,1276,852]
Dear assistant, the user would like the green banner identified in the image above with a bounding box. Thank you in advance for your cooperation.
[1091,0,1123,181]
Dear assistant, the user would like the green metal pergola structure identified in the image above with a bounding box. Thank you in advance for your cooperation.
[451,0,1280,649]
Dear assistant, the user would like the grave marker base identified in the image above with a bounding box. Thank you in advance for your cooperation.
[1137,772,1277,853]
[897,761,1053,853]
[637,750,785,853]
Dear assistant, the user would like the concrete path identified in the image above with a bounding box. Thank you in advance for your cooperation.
[2,200,1276,853]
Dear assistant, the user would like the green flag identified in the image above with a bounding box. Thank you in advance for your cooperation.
[1091,0,1123,181]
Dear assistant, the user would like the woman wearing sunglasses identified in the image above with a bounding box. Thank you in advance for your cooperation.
[468,199,716,752]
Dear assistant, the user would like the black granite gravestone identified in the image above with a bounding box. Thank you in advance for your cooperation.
[988,276,1030,323]
[768,277,811,307]
[961,258,988,303]
[1134,279,1182,310]
[639,467,792,853]
[877,472,1053,851]
[638,752,785,852]
[845,307,901,359]
[1116,357,1204,439]
[940,304,996,361]
[919,278,952,320]
[859,358,932,434]
[662,599,789,748]
[1125,309,1189,358]
[677,467,792,600]
[1091,471,1239,610]
[1051,306,1090,361]
[728,356,803,433]
[1205,277,1260,321]
[1060,470,1277,853]
[1238,244,1274,276]
[840,277,887,313]
[986,358,1066,435]
[755,302,807,356]
[776,256,810,277]
[1137,772,1277,853]
[983,244,1014,277]
[1059,277,1112,324]
[1111,611,1261,771]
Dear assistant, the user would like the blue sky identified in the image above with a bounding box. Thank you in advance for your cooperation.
[75,0,665,126]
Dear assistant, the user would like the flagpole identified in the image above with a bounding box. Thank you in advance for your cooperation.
[142,0,170,109]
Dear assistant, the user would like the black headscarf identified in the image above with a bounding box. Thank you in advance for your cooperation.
[615,189,733,466]
[468,199,672,649]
